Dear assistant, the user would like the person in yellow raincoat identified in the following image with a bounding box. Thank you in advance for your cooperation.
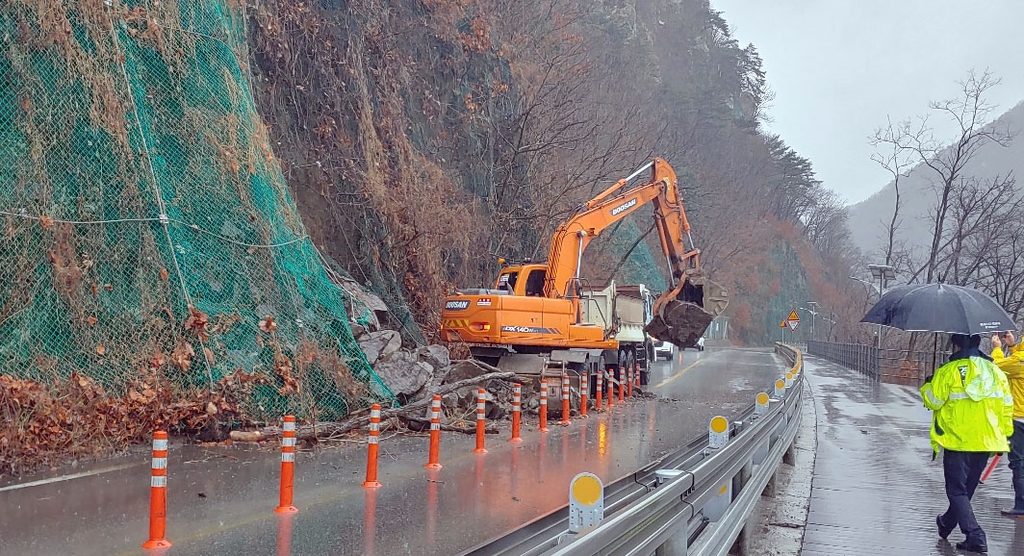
[990,331,1024,516]
[921,333,1013,553]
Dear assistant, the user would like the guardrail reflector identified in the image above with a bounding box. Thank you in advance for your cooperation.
[568,472,604,533]
[755,392,770,415]
[774,379,785,398]
[785,372,794,388]
[709,416,729,449]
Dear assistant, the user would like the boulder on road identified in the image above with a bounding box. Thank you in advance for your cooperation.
[374,350,432,400]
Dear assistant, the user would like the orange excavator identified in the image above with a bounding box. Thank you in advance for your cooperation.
[439,158,728,377]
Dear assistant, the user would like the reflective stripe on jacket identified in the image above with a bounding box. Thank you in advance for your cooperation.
[919,355,1012,454]
[992,345,1024,418]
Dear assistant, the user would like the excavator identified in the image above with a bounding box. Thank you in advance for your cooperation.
[439,158,728,378]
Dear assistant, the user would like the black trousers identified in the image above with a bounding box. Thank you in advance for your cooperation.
[939,450,988,545]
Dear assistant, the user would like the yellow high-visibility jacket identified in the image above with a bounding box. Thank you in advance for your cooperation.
[992,344,1024,418]
[920,355,1013,454]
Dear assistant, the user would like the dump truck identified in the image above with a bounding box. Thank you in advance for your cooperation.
[439,158,728,384]
[580,282,656,385]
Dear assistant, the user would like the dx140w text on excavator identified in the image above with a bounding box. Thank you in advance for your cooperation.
[439,158,728,381]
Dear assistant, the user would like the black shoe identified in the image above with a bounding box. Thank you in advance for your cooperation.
[936,515,954,540]
[999,507,1024,516]
[955,540,988,553]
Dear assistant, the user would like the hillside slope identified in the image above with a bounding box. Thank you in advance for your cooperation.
[848,101,1024,258]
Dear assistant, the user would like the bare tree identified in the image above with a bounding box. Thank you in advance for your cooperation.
[874,70,1012,283]
[870,117,915,266]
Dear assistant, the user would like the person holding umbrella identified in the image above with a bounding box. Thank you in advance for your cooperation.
[862,283,1019,551]
[921,334,1014,553]
[990,331,1024,517]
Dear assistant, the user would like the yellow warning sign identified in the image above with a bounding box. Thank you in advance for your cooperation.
[786,310,800,331]
[779,320,788,328]
[787,310,800,322]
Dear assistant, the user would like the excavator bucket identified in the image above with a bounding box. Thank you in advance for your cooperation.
[645,272,729,349]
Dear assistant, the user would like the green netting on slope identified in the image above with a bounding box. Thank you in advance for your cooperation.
[604,219,668,292]
[0,0,395,420]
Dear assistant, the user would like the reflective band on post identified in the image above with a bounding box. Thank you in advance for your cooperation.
[281,452,295,463]
[151,457,167,469]
[368,436,379,445]
[282,437,296,447]
[151,476,167,488]
[283,421,296,432]
[152,439,168,451]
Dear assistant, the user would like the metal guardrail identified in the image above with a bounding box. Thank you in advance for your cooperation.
[806,340,878,378]
[460,344,804,556]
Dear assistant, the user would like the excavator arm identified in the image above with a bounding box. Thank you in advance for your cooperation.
[544,158,728,347]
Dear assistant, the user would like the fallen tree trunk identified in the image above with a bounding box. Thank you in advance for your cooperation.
[259,369,516,440]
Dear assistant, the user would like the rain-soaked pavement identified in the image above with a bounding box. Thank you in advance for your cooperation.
[0,347,787,556]
[802,355,1024,555]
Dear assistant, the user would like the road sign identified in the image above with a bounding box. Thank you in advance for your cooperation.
[786,310,800,331]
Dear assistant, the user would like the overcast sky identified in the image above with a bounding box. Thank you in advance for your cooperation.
[712,0,1024,205]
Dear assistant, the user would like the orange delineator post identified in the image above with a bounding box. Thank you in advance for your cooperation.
[560,375,571,425]
[627,366,634,398]
[426,395,443,469]
[635,362,641,390]
[618,366,625,402]
[142,430,172,549]
[474,388,488,453]
[981,454,1002,483]
[595,370,603,410]
[511,383,523,442]
[275,415,298,514]
[539,378,550,432]
[606,368,615,408]
[363,404,382,488]
[580,372,588,417]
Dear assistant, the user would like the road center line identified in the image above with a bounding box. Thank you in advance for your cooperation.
[0,461,142,493]
[654,358,702,389]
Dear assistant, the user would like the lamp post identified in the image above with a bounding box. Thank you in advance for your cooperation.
[851,264,896,349]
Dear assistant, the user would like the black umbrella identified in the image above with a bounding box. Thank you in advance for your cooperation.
[861,283,1016,335]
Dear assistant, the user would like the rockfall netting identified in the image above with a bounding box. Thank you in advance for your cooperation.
[0,0,395,421]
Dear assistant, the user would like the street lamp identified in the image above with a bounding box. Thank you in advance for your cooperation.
[851,263,896,349]
[799,305,820,340]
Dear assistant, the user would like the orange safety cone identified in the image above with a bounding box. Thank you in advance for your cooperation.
[511,383,523,442]
[363,404,382,488]
[560,375,571,425]
[539,378,550,432]
[474,388,488,453]
[595,370,603,410]
[426,395,443,469]
[275,415,299,514]
[142,431,172,549]
[580,372,589,417]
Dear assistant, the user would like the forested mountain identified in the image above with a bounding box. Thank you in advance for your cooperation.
[247,0,862,345]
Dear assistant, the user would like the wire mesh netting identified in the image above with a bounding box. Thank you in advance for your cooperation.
[0,0,395,421]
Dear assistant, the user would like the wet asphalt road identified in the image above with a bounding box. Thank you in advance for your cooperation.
[0,347,787,556]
